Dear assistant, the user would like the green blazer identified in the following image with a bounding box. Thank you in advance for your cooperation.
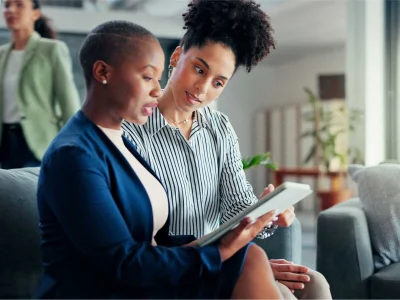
[0,32,81,160]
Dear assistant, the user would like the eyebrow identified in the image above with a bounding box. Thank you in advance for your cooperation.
[195,57,229,81]
[143,64,157,71]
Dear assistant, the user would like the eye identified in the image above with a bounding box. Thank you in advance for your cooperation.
[143,76,152,82]
[213,81,224,88]
[194,66,204,75]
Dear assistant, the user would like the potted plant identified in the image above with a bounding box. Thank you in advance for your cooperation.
[299,87,364,210]
[300,87,364,172]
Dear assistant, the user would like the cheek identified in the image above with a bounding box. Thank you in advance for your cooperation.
[126,81,150,110]
[205,86,224,102]
[173,65,194,85]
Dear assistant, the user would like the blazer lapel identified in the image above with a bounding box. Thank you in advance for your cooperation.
[19,32,40,75]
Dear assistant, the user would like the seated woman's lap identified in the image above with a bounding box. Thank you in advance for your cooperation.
[178,243,254,299]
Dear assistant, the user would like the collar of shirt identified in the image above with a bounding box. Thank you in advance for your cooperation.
[145,107,210,136]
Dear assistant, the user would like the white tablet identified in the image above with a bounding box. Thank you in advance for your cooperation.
[196,182,312,247]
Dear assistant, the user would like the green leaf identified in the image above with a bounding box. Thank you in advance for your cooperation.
[241,152,278,171]
[303,144,317,164]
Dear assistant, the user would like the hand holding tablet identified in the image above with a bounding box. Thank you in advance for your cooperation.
[196,182,312,247]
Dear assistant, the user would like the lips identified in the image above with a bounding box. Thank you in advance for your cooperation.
[142,101,158,116]
[6,16,16,23]
[185,92,201,105]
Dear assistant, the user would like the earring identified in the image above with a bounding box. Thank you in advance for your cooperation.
[102,79,107,85]
[168,64,173,79]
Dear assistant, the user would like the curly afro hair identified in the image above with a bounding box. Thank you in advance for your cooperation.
[180,0,275,73]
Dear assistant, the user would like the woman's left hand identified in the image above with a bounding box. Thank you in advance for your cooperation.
[259,184,296,227]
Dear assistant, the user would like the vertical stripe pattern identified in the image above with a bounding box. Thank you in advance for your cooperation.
[122,106,276,239]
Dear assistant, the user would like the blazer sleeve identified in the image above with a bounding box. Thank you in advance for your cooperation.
[42,145,222,289]
[51,42,81,124]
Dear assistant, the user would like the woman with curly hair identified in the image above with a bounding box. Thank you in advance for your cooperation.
[122,0,332,299]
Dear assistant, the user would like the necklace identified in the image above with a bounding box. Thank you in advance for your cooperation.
[164,113,194,126]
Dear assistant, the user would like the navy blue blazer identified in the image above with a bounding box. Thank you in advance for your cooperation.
[36,110,222,299]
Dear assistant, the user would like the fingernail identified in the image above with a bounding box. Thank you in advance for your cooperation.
[267,221,273,226]
[273,216,278,221]
[247,216,255,224]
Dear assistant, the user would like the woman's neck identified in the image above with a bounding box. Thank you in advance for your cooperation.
[158,85,194,123]
[82,93,122,130]
[12,28,34,50]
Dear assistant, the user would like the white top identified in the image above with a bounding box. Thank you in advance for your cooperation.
[2,50,24,124]
[98,125,169,246]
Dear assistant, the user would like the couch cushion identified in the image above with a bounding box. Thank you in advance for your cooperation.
[370,262,400,299]
[348,164,400,270]
[0,167,41,298]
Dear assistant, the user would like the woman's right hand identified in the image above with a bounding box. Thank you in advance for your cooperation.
[218,210,277,261]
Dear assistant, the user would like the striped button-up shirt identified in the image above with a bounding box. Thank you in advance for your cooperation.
[122,106,276,239]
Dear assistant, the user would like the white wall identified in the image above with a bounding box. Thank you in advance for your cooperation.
[346,0,386,165]
[218,46,346,194]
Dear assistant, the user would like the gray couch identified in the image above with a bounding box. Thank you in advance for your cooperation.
[0,167,302,298]
[317,198,400,299]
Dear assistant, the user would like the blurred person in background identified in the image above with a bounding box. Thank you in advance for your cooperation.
[0,0,80,169]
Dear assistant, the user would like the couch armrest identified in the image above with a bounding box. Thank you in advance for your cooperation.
[317,198,374,299]
[254,218,302,264]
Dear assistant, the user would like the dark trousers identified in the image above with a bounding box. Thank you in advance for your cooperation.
[0,123,41,169]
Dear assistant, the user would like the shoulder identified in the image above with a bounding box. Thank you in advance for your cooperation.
[121,120,146,140]
[199,106,237,139]
[37,38,70,59]
[37,38,67,50]
[121,119,142,134]
[43,114,102,169]
[0,43,11,54]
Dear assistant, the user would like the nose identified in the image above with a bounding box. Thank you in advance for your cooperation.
[150,82,162,98]
[194,78,210,95]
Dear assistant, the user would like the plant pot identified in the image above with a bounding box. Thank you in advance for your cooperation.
[317,189,353,211]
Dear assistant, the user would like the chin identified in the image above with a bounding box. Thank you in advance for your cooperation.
[6,24,17,30]
[136,118,148,125]
[178,99,197,112]
[125,116,148,125]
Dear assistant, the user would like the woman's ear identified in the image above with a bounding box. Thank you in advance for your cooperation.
[32,10,41,22]
[170,46,182,68]
[92,61,110,85]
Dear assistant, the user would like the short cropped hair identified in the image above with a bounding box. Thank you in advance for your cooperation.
[79,20,156,85]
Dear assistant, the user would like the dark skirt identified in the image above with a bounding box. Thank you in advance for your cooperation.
[190,243,251,299]
[147,243,252,299]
